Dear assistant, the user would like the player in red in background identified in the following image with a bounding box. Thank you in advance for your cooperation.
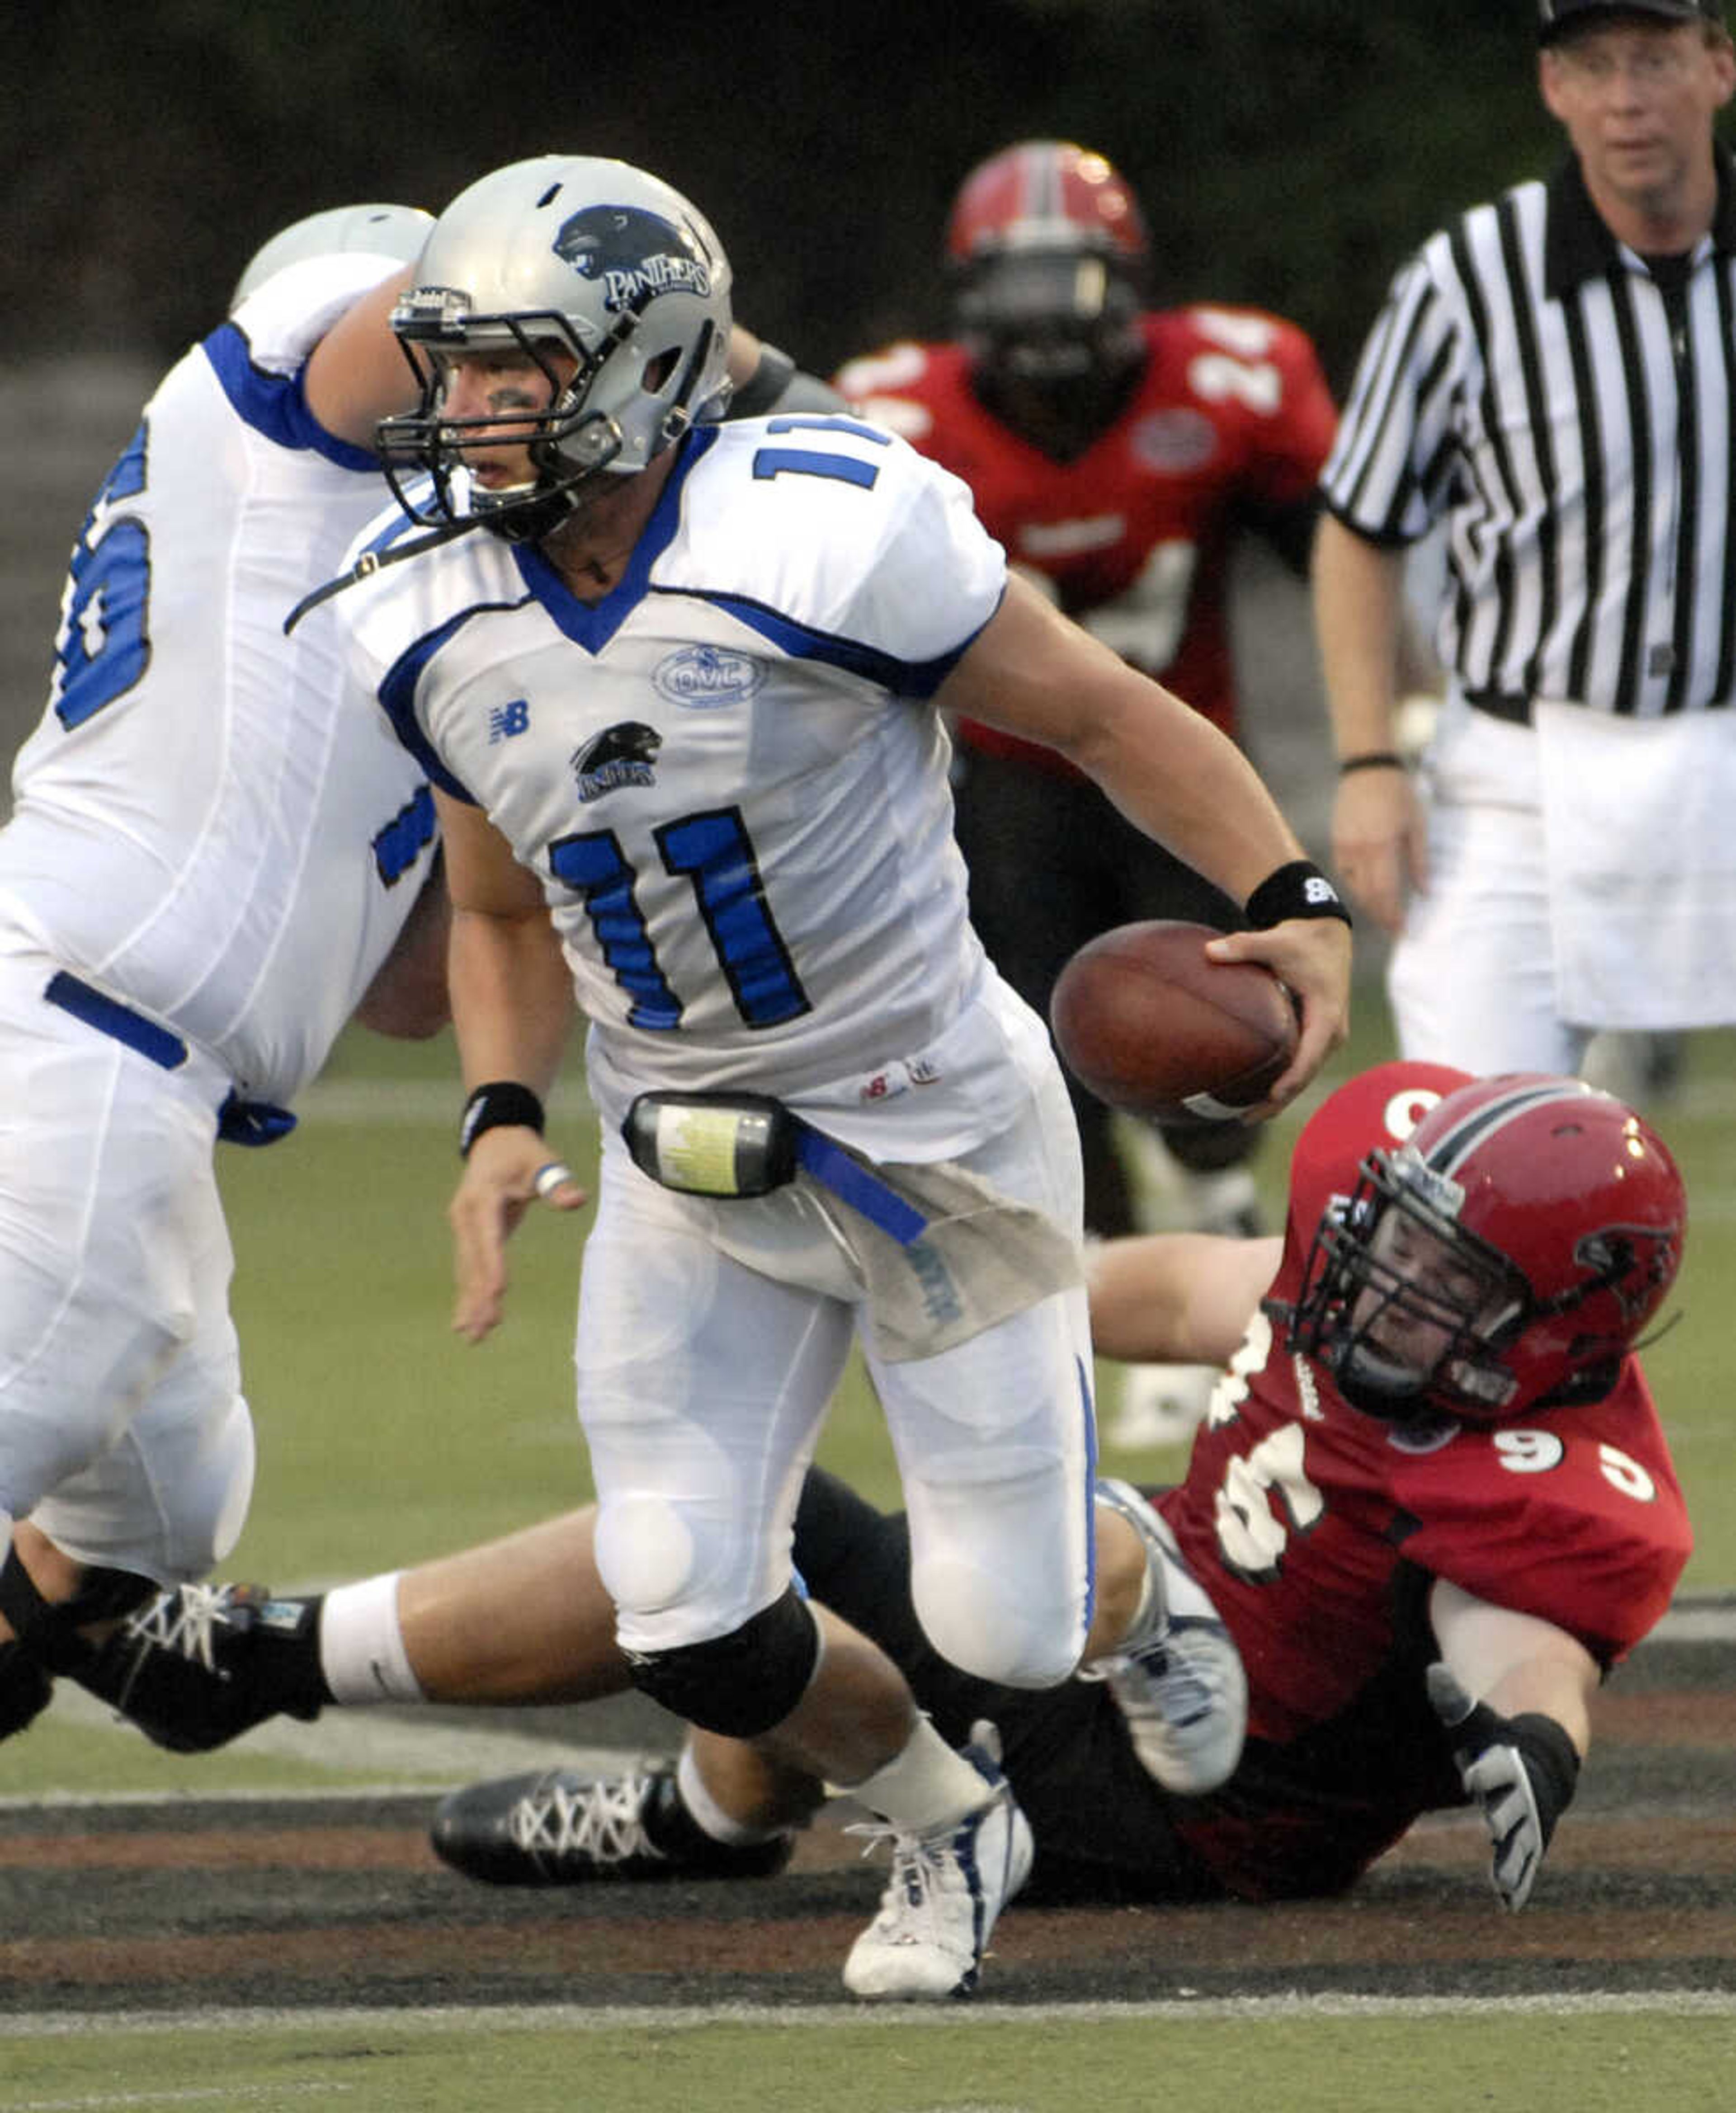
[836,141,1342,1443]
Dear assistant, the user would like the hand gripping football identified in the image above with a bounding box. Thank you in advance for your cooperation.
[1049,919,1300,1122]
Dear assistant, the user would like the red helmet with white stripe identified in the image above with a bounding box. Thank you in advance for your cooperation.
[1288,1075,1686,1425]
[944,142,1149,451]
[944,140,1149,271]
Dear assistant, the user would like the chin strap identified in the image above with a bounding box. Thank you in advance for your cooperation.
[283,513,489,635]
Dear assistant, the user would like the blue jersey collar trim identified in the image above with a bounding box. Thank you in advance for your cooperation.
[513,426,720,651]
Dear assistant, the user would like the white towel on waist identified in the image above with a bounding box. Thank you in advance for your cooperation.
[1535,699,1736,1029]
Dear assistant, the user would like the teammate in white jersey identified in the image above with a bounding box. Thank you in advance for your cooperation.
[162,156,1344,1997]
[0,205,453,1741]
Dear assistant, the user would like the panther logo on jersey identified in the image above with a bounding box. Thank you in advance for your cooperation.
[552,206,712,315]
[571,721,662,802]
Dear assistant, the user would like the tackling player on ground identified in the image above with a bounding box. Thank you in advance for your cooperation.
[426,1062,1688,1913]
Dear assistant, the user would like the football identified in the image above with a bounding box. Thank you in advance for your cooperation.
[1049,918,1300,1122]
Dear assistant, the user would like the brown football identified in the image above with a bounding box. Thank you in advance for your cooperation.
[1049,918,1300,1121]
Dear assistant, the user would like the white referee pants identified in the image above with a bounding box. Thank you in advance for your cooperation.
[1387,700,1594,1078]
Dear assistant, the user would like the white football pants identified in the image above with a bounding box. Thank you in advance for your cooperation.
[574,1061,1097,1692]
[0,936,255,1582]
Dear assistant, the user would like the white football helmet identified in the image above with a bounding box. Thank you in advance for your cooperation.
[229,203,433,312]
[380,154,735,542]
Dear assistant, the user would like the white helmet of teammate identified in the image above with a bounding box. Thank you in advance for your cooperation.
[230,203,434,312]
[379,154,735,542]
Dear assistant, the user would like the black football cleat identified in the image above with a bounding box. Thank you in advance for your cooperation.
[71,1582,325,1753]
[431,1762,795,1886]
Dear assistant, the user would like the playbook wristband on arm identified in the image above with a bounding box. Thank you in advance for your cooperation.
[458,1081,546,1159]
[1244,859,1352,931]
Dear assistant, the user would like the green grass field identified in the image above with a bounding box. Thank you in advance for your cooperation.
[3,2005,1733,2113]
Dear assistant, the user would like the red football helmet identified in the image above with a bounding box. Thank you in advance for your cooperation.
[944,140,1150,272]
[944,142,1149,452]
[1288,1075,1686,1426]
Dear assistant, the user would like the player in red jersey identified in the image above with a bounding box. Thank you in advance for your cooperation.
[80,1062,1689,1925]
[760,1060,1690,1907]
[835,142,1340,1257]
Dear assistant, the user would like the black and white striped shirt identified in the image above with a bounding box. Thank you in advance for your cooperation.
[1321,151,1736,719]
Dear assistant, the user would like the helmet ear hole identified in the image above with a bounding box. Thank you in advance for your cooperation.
[642,346,682,393]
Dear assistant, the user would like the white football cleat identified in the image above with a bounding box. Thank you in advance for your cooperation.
[843,1721,1033,2001]
[1085,1478,1247,1795]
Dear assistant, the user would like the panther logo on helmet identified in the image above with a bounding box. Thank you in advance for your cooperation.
[553,205,712,314]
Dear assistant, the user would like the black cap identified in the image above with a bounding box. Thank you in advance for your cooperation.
[1539,0,1725,43]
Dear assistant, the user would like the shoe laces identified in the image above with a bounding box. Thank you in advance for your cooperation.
[122,1584,245,1671]
[509,1771,660,1866]
[845,1809,978,1936]
[1097,1634,1215,1728]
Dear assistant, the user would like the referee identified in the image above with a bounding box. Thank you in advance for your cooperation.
[1313,0,1736,1078]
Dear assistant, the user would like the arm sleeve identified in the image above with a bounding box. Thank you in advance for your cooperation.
[728,342,847,418]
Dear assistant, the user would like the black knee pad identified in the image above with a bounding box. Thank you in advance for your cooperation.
[1157,1116,1261,1175]
[628,1588,821,1737]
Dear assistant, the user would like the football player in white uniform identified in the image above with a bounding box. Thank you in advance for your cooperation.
[0,170,849,1754]
[363,152,1348,1992]
[81,156,1350,1999]
[0,204,452,1742]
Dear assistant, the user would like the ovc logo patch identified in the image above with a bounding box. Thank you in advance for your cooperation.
[652,645,766,710]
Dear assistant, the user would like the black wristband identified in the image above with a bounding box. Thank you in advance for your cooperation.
[459,1081,546,1159]
[1508,1712,1581,1848]
[1337,751,1406,776]
[1244,859,1352,931]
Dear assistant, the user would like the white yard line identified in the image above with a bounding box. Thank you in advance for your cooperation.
[2,1991,1733,2040]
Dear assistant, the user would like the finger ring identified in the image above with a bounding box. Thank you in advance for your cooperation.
[534,1161,574,1200]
